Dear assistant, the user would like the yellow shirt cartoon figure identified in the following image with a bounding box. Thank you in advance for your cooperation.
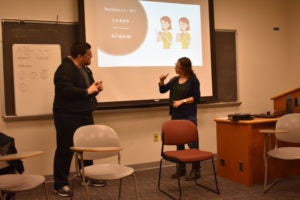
[157,16,173,49]
[176,17,191,49]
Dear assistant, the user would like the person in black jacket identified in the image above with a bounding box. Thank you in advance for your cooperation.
[52,42,104,197]
[159,57,201,181]
[0,132,24,175]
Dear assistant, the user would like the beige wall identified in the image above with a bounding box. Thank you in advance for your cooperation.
[288,0,300,82]
[0,0,299,175]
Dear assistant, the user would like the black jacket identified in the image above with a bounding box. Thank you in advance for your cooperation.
[53,57,98,115]
[159,75,200,116]
[0,132,24,174]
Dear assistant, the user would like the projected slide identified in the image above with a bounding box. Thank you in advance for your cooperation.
[84,0,213,101]
[95,0,202,67]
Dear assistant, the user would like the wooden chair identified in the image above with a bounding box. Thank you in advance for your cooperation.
[0,151,48,199]
[158,119,219,200]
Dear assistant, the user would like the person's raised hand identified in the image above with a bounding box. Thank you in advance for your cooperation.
[159,73,169,85]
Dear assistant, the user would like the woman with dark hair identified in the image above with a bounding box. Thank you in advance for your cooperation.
[159,57,201,181]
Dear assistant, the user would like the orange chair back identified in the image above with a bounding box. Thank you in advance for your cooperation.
[162,120,198,145]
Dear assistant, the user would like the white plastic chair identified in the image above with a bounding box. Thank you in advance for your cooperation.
[71,125,138,200]
[0,151,48,199]
[259,113,300,192]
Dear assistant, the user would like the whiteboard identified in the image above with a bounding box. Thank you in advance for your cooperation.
[12,44,61,116]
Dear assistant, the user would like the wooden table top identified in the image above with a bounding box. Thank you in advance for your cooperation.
[0,151,43,161]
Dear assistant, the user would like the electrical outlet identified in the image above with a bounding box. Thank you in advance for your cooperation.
[239,161,244,171]
[220,159,225,166]
[153,133,159,142]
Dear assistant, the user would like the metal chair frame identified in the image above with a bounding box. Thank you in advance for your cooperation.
[260,113,300,192]
[158,120,220,200]
[0,151,48,200]
[71,124,138,200]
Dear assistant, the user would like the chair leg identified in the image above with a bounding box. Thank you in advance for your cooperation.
[118,179,122,200]
[158,160,182,200]
[212,158,220,194]
[43,182,49,200]
[117,175,138,200]
[264,157,280,193]
[176,164,182,200]
[264,156,269,192]
[195,159,220,194]
[132,173,139,200]
[157,158,163,190]
[83,182,90,200]
[74,154,80,178]
[75,174,89,200]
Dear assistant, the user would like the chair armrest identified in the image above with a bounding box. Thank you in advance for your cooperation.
[70,146,122,152]
[259,129,288,158]
[259,129,288,134]
[0,151,44,161]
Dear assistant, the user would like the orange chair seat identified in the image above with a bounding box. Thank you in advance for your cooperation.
[164,149,214,163]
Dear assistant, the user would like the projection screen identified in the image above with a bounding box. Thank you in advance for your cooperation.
[81,0,214,106]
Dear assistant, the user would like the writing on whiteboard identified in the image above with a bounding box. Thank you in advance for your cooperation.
[12,44,61,116]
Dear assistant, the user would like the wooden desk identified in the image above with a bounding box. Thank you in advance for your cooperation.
[215,118,278,186]
[0,151,43,161]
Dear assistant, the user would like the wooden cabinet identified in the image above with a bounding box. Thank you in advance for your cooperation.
[215,118,277,186]
[216,87,300,186]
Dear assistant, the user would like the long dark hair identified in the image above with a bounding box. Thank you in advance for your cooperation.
[178,57,196,77]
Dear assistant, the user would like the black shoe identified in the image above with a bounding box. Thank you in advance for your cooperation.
[171,170,186,179]
[88,180,107,187]
[185,169,201,181]
[54,185,73,197]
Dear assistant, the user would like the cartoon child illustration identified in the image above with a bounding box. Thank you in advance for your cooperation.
[157,16,172,49]
[176,17,190,49]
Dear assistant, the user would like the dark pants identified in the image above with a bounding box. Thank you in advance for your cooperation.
[171,114,200,172]
[53,113,94,190]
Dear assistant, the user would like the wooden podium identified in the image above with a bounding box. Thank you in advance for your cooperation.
[271,87,300,114]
